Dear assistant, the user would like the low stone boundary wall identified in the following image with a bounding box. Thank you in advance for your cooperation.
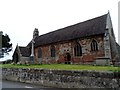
[2,68,120,88]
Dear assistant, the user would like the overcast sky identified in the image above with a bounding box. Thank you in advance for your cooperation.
[0,0,119,61]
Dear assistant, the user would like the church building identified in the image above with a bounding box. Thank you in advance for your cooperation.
[12,12,120,65]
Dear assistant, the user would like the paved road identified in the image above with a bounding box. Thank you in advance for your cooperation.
[1,80,76,90]
[2,80,52,90]
[1,80,69,90]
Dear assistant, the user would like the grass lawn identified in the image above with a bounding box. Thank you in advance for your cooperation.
[1,64,119,72]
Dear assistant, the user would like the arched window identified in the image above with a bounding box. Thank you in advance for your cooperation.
[74,42,82,56]
[51,45,55,57]
[91,40,98,51]
[38,48,42,58]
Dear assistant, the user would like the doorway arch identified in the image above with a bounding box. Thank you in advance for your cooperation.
[64,53,71,64]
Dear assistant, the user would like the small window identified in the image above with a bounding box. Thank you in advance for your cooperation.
[51,45,55,57]
[38,48,42,58]
[74,42,82,56]
[91,40,98,51]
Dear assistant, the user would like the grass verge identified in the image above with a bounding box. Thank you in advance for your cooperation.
[1,64,119,72]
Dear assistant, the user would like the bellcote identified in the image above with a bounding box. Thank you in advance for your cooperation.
[33,28,39,39]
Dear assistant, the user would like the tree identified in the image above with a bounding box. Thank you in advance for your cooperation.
[0,32,12,58]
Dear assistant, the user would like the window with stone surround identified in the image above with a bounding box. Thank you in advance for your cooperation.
[38,48,42,58]
[51,45,56,57]
[74,42,82,56]
[91,40,98,51]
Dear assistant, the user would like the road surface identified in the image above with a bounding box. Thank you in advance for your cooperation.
[1,80,76,90]
[2,80,52,90]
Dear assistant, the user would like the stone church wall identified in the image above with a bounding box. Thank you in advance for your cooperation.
[34,35,105,64]
[109,34,119,61]
[20,57,30,64]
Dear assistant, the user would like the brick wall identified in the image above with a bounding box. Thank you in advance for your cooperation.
[35,35,104,63]
[34,35,105,64]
